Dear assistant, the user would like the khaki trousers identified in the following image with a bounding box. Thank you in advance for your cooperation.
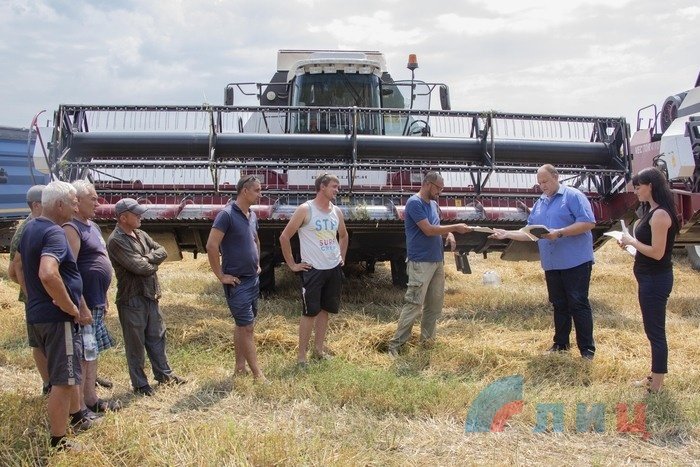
[388,261,445,350]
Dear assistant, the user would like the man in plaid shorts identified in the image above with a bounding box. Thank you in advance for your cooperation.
[64,180,120,412]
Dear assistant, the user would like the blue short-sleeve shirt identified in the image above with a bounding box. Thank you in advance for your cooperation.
[528,185,595,271]
[405,194,443,262]
[212,203,259,277]
[18,217,83,324]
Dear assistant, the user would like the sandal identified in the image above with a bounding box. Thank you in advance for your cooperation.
[87,398,122,413]
[631,376,652,388]
[95,376,113,388]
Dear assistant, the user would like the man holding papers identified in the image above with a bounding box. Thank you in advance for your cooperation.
[491,164,597,360]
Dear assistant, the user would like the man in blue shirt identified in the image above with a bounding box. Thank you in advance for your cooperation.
[387,172,471,356]
[15,181,94,450]
[492,164,596,359]
[206,175,265,381]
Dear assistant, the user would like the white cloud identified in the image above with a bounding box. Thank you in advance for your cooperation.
[308,11,425,46]
[0,0,697,129]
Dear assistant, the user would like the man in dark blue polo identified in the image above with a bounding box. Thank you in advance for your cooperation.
[206,175,265,381]
[16,181,94,450]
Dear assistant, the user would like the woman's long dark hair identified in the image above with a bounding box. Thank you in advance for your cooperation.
[631,167,681,233]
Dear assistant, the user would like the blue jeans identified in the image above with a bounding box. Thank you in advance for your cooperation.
[635,270,672,374]
[544,261,595,356]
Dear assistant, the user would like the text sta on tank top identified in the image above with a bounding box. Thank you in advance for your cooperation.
[299,200,342,270]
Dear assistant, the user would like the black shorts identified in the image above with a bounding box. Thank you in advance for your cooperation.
[26,322,39,348]
[27,321,82,386]
[300,265,343,317]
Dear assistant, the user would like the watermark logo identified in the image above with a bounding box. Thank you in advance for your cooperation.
[465,375,524,432]
[465,375,648,439]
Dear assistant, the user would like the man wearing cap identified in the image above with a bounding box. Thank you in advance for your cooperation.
[8,184,51,394]
[107,198,186,396]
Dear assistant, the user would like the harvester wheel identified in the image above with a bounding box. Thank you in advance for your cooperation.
[686,245,700,270]
[259,253,276,293]
[390,257,408,287]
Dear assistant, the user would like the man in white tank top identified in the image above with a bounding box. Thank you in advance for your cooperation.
[280,173,349,368]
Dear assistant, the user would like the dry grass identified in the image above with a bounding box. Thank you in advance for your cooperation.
[1,241,699,465]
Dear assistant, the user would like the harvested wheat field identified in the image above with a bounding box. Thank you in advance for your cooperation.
[1,241,699,466]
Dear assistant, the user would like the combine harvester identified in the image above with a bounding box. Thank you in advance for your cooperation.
[22,50,700,288]
[629,72,700,268]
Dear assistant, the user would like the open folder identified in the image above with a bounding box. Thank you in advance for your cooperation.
[519,225,550,241]
[467,226,496,234]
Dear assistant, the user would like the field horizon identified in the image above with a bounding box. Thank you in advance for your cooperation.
[1,241,699,465]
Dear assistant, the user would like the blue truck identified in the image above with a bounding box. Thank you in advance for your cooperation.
[0,126,50,252]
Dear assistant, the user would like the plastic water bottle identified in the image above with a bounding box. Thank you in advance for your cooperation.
[482,270,502,287]
[82,325,98,361]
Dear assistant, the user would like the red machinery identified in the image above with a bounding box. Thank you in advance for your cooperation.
[629,72,700,268]
[31,51,698,288]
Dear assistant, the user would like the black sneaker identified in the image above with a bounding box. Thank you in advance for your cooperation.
[70,409,103,432]
[134,384,155,396]
[581,352,595,360]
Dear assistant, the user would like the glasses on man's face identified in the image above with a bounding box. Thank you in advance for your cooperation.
[429,181,444,192]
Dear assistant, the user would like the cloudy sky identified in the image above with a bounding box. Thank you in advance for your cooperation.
[1,0,697,129]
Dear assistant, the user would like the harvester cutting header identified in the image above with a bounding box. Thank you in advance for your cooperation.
[21,50,700,288]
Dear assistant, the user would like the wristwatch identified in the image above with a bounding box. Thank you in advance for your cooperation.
[557,230,564,239]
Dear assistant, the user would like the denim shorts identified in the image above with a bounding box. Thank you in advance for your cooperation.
[224,275,259,326]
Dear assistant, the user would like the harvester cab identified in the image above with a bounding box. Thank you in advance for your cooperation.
[224,50,450,136]
[630,71,700,268]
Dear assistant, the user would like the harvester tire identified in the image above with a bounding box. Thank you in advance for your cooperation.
[390,257,408,287]
[259,253,276,293]
[686,245,700,270]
